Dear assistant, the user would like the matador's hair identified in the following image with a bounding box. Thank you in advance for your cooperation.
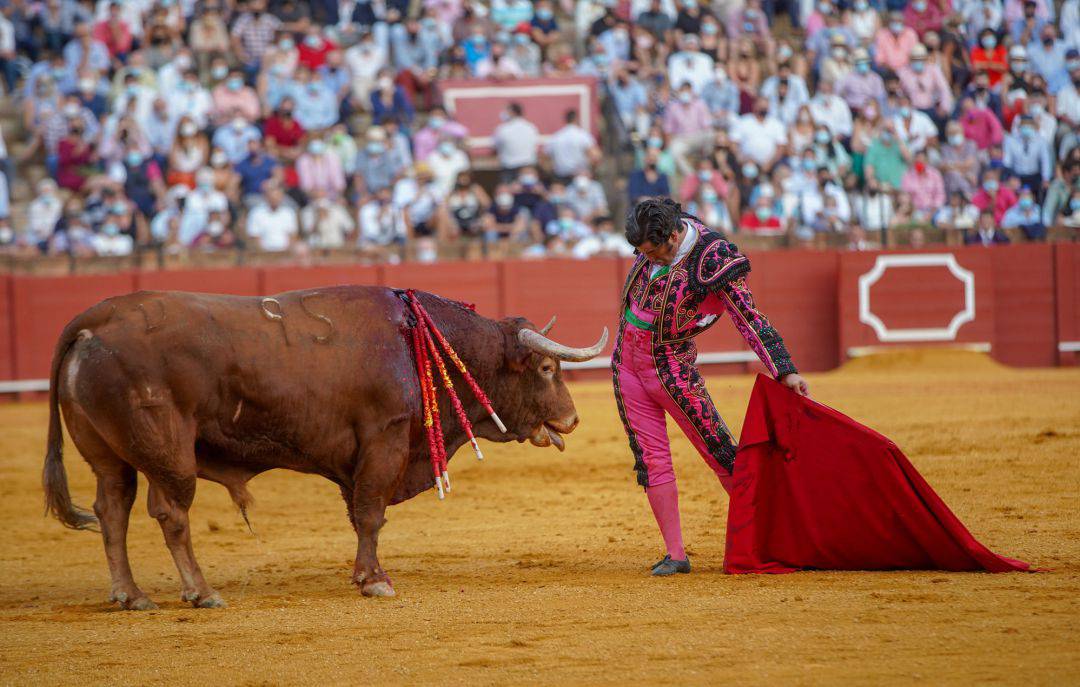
[624,197,703,247]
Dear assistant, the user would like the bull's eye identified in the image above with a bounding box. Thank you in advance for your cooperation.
[540,362,556,376]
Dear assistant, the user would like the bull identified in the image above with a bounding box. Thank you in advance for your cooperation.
[42,286,607,608]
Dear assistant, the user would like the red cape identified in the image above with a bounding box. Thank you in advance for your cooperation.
[724,375,1031,574]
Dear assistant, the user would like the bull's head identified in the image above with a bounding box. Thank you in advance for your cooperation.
[496,316,608,452]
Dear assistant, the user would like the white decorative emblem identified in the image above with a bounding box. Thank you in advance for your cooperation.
[858,254,975,342]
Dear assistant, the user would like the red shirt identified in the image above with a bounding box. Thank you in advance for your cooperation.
[969,46,1007,87]
[93,19,133,57]
[263,115,306,150]
[739,211,783,235]
[297,38,338,70]
[972,186,1018,223]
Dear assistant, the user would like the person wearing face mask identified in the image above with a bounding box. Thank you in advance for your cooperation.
[121,146,166,220]
[839,48,886,111]
[482,183,528,256]
[678,158,728,204]
[847,0,882,45]
[903,0,945,37]
[864,122,909,190]
[1059,54,1080,130]
[210,69,259,126]
[667,33,715,95]
[492,102,541,181]
[899,43,953,133]
[25,179,63,252]
[938,122,979,196]
[1003,115,1053,195]
[369,69,415,126]
[411,107,469,162]
[899,150,945,218]
[1027,28,1069,94]
[427,137,470,197]
[760,61,810,126]
[663,83,714,177]
[355,126,406,196]
[628,149,672,204]
[563,172,610,223]
[297,136,345,200]
[211,115,261,164]
[970,28,1008,88]
[731,96,789,173]
[1008,0,1048,45]
[288,70,339,132]
[389,17,442,108]
[972,168,1018,222]
[1000,185,1046,239]
[530,0,561,54]
[1043,161,1079,228]
[874,11,919,72]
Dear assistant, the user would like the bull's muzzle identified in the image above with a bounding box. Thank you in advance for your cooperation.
[529,414,578,452]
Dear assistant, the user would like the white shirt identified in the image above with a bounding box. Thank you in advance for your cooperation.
[428,149,469,198]
[493,116,540,169]
[1058,85,1080,126]
[731,114,788,166]
[545,124,597,178]
[92,233,135,256]
[27,194,63,242]
[667,51,716,94]
[301,202,354,248]
[358,200,406,245]
[892,111,938,152]
[571,232,635,259]
[809,94,854,138]
[246,203,298,251]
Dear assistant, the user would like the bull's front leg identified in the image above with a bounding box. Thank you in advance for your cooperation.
[350,419,410,597]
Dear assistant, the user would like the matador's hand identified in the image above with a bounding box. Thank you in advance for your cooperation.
[780,373,810,397]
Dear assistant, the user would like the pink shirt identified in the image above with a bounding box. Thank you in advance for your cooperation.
[900,167,945,212]
[972,187,1018,223]
[873,27,919,72]
[296,152,345,197]
[412,121,469,161]
[211,86,261,123]
[662,98,712,136]
[960,108,1004,150]
[898,64,954,112]
[678,174,729,203]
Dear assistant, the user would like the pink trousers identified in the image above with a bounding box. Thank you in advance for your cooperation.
[612,325,735,492]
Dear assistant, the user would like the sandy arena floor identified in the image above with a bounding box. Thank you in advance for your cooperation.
[0,350,1078,685]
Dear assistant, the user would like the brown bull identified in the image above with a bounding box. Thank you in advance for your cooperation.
[43,286,606,607]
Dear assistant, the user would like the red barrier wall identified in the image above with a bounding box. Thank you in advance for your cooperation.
[0,276,13,381]
[11,273,138,381]
[1,245,1074,385]
[1055,243,1080,365]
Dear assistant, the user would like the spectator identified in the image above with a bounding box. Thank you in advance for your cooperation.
[966,208,1011,245]
[1003,115,1053,194]
[934,191,981,245]
[839,48,885,112]
[358,186,406,251]
[413,107,469,162]
[493,102,541,179]
[892,94,938,153]
[344,29,388,113]
[730,96,788,171]
[971,28,1009,88]
[545,109,600,182]
[428,138,470,198]
[211,69,260,126]
[939,121,980,197]
[246,184,298,252]
[263,97,306,166]
[121,147,165,220]
[444,172,490,247]
[663,81,713,176]
[235,138,280,206]
[483,185,529,256]
[899,44,954,131]
[628,151,672,204]
[25,179,63,252]
[355,127,406,196]
[972,168,1019,222]
[56,120,97,192]
[297,137,346,200]
[370,70,415,126]
[212,116,262,165]
[900,150,946,220]
[1001,186,1046,239]
[810,78,853,139]
[739,190,784,235]
[301,190,355,249]
[959,95,1005,151]
[761,61,810,126]
[874,11,919,73]
[865,124,909,191]
[230,0,281,74]
[564,172,609,223]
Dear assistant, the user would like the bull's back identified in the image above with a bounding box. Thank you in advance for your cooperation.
[67,286,417,467]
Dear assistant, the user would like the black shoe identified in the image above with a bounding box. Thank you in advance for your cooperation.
[651,554,691,576]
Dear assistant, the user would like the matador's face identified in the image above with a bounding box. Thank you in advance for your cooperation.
[637,224,685,266]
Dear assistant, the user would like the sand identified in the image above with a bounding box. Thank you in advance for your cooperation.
[1,350,1078,685]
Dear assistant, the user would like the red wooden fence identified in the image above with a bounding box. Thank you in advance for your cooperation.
[2,245,1077,391]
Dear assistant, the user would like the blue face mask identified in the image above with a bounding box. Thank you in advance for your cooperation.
[742,164,759,179]
[537,8,553,20]
[856,61,870,74]
[1019,197,1033,209]
[1020,125,1035,138]
[755,206,772,220]
[702,23,718,35]
[802,158,816,171]
[227,77,243,91]
[983,179,999,192]
[912,61,925,73]
[702,190,717,202]
[815,130,831,144]
[102,223,120,237]
[899,106,911,118]
[647,136,663,149]
[126,152,143,166]
[981,35,997,49]
[698,170,712,181]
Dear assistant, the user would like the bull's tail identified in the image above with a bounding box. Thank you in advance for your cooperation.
[43,312,105,531]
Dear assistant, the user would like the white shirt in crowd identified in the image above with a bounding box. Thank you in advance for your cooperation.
[571,232,636,259]
[493,115,540,169]
[667,50,716,94]
[544,123,597,178]
[301,201,355,249]
[730,114,788,166]
[246,203,298,251]
[92,232,135,256]
[810,94,854,138]
[428,147,470,198]
[358,200,406,246]
[893,110,938,153]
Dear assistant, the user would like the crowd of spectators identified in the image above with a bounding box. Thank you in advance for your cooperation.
[0,0,1077,261]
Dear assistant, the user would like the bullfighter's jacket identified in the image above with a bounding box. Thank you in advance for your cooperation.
[616,218,797,379]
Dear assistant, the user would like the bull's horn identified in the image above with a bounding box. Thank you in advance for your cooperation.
[539,316,556,335]
[518,327,609,362]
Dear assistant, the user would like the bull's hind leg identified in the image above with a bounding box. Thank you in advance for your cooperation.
[351,419,410,597]
[62,402,156,610]
[94,462,157,610]
[146,472,226,608]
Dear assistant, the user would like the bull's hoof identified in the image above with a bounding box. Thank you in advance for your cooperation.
[361,580,396,598]
[128,596,159,611]
[195,592,227,609]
